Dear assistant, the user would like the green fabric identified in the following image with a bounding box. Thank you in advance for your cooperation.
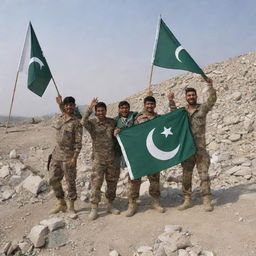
[114,111,138,129]
[28,22,52,97]
[117,108,196,179]
[153,19,207,79]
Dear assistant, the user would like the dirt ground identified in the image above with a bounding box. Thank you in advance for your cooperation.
[1,124,256,256]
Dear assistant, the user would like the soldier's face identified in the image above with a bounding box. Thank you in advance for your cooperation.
[119,105,130,117]
[96,107,106,119]
[186,92,197,105]
[64,103,75,115]
[144,101,156,113]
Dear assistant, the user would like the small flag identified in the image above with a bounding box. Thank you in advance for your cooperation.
[152,18,207,79]
[18,22,52,97]
[117,108,196,179]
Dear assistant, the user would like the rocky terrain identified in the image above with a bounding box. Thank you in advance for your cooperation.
[0,52,256,256]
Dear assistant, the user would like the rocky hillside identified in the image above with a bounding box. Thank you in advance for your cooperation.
[0,52,256,256]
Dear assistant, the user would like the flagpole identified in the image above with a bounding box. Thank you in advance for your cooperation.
[148,15,161,94]
[51,75,61,96]
[5,71,20,133]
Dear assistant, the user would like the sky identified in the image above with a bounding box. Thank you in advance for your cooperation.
[0,0,255,117]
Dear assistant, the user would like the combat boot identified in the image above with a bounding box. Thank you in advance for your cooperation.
[151,198,165,213]
[107,201,120,215]
[125,199,137,217]
[203,195,214,212]
[50,198,67,214]
[177,196,193,211]
[68,200,76,213]
[88,203,98,221]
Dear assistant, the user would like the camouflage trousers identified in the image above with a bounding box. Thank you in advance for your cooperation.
[128,172,160,200]
[90,159,120,205]
[181,150,211,197]
[49,159,77,200]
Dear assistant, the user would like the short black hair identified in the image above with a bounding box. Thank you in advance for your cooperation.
[144,96,156,104]
[95,102,107,111]
[118,101,130,108]
[63,96,75,105]
[185,88,197,95]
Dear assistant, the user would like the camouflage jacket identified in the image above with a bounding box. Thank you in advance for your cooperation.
[114,111,138,129]
[81,109,117,160]
[52,114,83,161]
[134,111,159,125]
[169,85,217,150]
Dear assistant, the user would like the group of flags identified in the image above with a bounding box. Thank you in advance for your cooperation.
[13,17,205,179]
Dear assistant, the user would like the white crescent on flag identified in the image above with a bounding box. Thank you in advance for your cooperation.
[146,128,180,161]
[29,57,44,69]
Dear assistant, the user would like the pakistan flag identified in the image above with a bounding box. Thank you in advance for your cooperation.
[117,108,196,180]
[153,18,207,79]
[18,22,52,97]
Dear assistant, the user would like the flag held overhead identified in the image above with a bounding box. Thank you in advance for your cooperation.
[152,18,207,80]
[117,108,196,180]
[18,22,52,97]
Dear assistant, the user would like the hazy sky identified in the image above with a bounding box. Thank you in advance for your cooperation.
[0,0,255,117]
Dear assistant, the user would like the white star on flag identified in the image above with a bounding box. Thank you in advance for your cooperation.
[161,127,173,138]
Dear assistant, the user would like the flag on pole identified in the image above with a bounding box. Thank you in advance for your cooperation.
[152,18,207,79]
[18,22,52,97]
[117,108,196,179]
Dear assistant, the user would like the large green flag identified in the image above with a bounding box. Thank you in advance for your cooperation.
[117,108,196,179]
[18,22,52,97]
[153,18,207,79]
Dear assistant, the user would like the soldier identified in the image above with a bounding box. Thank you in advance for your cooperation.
[168,78,217,212]
[114,101,138,168]
[81,98,120,221]
[56,94,82,119]
[125,96,165,217]
[49,96,82,214]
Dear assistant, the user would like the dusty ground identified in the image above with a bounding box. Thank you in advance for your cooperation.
[1,124,256,256]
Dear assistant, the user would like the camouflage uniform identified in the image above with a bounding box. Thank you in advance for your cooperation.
[128,111,161,200]
[81,109,120,204]
[49,115,82,200]
[114,111,138,168]
[169,85,217,196]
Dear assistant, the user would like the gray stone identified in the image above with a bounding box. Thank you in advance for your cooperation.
[226,166,240,175]
[22,175,47,195]
[28,224,48,247]
[18,241,32,254]
[164,225,182,234]
[200,251,214,256]
[9,149,17,159]
[40,218,65,232]
[2,242,11,254]
[158,232,170,243]
[164,244,177,255]
[46,229,69,248]
[6,243,19,256]
[176,236,192,249]
[233,167,252,177]
[109,249,120,256]
[141,252,154,256]
[137,246,152,253]
[232,156,249,165]
[229,134,241,142]
[154,243,167,256]
[2,188,15,201]
[178,249,189,256]
[10,161,26,174]
[231,91,242,101]
[0,166,10,178]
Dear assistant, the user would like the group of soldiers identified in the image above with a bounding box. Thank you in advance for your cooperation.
[48,77,217,221]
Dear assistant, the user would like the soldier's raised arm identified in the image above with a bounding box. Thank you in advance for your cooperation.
[81,98,98,133]
[201,78,217,113]
[168,91,177,112]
